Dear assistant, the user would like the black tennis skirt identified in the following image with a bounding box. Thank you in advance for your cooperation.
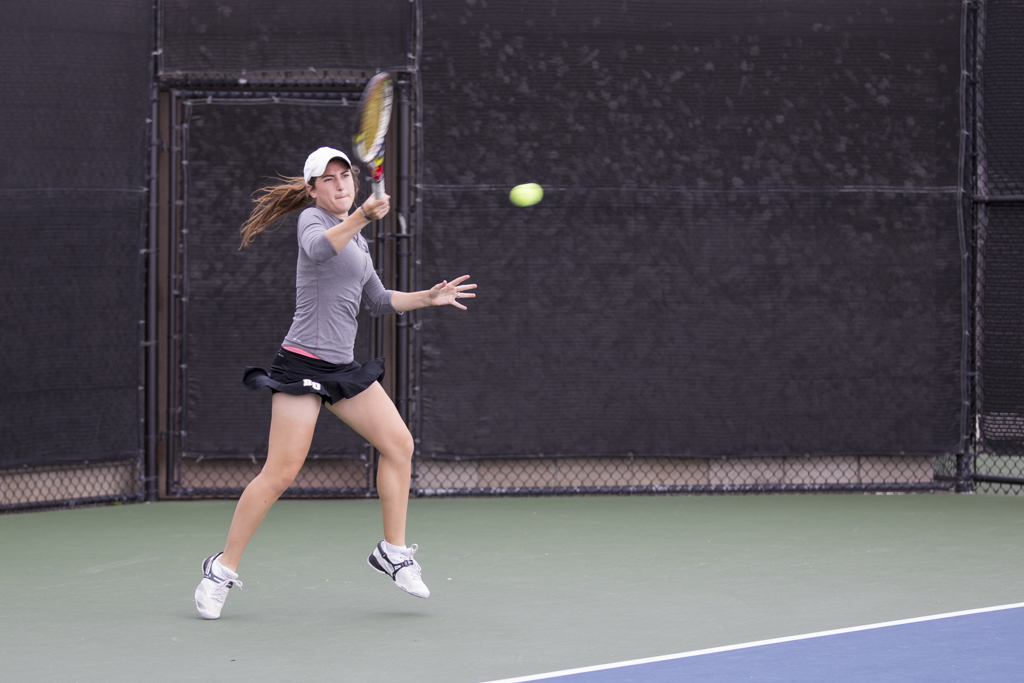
[242,348,385,405]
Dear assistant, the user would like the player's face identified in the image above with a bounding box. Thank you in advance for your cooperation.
[309,159,356,218]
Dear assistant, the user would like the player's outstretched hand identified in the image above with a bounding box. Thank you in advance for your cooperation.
[429,275,476,310]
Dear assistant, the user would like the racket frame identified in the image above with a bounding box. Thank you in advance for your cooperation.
[353,72,394,200]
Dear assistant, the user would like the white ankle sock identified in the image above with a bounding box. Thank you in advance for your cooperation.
[383,540,407,556]
[213,556,238,579]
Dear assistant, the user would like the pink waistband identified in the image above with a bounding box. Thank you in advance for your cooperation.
[282,346,321,360]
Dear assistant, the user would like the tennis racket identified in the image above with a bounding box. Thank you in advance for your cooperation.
[353,72,394,200]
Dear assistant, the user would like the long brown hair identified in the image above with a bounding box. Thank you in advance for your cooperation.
[238,176,310,248]
[238,166,360,248]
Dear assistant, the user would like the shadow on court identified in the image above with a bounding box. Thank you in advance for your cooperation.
[1,494,1022,682]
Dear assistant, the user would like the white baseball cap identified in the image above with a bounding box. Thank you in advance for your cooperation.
[303,147,353,183]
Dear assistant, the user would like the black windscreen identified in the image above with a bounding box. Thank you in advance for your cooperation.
[0,1,152,467]
[416,0,963,458]
[161,0,413,75]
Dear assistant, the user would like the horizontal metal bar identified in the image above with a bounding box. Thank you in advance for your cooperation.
[166,486,374,499]
[178,453,367,461]
[0,493,145,513]
[178,90,360,102]
[972,474,1024,486]
[0,458,144,473]
[160,76,371,90]
[971,194,1024,204]
[418,453,948,461]
[415,482,954,497]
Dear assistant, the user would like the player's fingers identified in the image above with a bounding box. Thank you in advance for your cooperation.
[364,194,390,212]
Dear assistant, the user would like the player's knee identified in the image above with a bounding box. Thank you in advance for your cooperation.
[261,466,301,495]
[381,430,414,464]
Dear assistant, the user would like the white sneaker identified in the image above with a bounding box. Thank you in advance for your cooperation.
[194,552,242,619]
[368,541,430,598]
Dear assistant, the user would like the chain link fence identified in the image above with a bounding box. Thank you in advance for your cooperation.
[0,460,143,513]
[0,0,151,512]
[170,454,373,499]
[413,455,952,496]
[10,0,1024,510]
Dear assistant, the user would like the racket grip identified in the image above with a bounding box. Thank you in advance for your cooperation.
[373,177,385,199]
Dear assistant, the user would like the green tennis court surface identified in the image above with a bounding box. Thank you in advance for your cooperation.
[2,494,1022,682]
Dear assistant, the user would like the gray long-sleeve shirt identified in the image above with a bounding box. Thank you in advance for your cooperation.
[282,206,397,364]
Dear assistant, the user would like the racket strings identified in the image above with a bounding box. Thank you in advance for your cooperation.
[359,92,383,142]
[354,74,393,193]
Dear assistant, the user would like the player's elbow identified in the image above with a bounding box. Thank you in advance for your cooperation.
[367,301,397,316]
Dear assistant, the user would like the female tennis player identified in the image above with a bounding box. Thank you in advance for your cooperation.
[194,146,476,619]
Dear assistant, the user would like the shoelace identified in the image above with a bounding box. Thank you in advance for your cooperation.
[398,545,422,579]
[402,559,423,579]
[206,572,243,598]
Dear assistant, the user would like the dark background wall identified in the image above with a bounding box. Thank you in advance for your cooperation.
[0,1,152,467]
[159,0,412,75]
[416,0,964,459]
[0,0,979,484]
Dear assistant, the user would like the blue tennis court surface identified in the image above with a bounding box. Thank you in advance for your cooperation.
[485,603,1024,683]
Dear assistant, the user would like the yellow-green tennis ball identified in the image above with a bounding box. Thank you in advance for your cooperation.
[510,183,543,207]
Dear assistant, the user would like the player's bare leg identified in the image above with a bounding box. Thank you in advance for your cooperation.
[195,392,320,619]
[326,382,428,597]
[221,392,321,570]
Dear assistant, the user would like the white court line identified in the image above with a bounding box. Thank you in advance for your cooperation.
[480,602,1024,683]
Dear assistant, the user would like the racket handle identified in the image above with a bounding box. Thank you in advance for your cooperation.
[373,177,385,199]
